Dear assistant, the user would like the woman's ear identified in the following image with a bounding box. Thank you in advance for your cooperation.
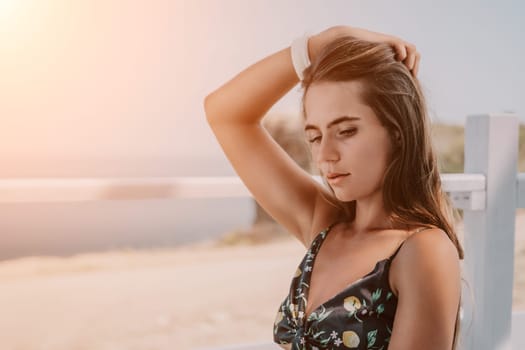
[393,130,401,144]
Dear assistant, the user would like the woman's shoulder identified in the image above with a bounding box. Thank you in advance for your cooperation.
[389,226,460,296]
[387,225,462,346]
[393,225,455,265]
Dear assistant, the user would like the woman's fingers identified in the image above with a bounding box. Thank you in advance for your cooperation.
[404,43,417,70]
[392,41,408,61]
[393,40,420,77]
[412,52,421,77]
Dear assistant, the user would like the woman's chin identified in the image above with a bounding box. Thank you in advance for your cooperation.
[332,191,355,202]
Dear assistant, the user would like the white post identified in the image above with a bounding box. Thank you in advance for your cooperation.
[461,113,519,350]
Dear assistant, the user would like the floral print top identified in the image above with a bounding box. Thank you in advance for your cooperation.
[273,222,428,350]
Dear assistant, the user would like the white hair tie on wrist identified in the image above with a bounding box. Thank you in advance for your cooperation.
[290,32,311,81]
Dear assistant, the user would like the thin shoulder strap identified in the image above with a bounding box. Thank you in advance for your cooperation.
[308,220,339,248]
[388,226,435,261]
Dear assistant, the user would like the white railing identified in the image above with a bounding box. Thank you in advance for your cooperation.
[0,113,523,350]
[0,176,252,202]
[0,173,485,205]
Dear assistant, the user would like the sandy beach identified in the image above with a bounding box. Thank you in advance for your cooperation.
[0,211,523,350]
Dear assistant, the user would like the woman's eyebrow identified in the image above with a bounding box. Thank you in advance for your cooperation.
[304,115,361,131]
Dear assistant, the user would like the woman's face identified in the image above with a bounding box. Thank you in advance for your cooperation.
[303,80,395,202]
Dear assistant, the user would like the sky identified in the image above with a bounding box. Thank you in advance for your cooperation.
[1,0,523,176]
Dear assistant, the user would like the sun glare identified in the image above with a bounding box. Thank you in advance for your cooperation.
[0,0,23,30]
[0,0,18,18]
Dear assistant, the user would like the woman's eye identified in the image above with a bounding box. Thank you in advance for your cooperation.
[340,128,357,136]
[307,136,321,144]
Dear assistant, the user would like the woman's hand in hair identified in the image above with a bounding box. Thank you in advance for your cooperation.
[309,25,420,77]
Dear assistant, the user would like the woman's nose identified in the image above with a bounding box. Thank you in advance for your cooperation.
[316,138,340,164]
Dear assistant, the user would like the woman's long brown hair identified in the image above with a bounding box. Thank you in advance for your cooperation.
[300,35,469,350]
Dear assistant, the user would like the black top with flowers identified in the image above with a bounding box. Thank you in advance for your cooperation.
[273,222,429,350]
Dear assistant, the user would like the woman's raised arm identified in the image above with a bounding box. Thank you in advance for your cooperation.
[203,28,346,246]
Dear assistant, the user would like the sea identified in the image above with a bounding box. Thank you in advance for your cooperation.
[0,155,254,261]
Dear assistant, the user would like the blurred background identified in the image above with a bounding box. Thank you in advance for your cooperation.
[0,0,524,349]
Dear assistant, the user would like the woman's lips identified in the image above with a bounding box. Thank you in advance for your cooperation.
[327,173,349,185]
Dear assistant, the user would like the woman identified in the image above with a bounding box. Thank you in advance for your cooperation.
[204,25,464,350]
